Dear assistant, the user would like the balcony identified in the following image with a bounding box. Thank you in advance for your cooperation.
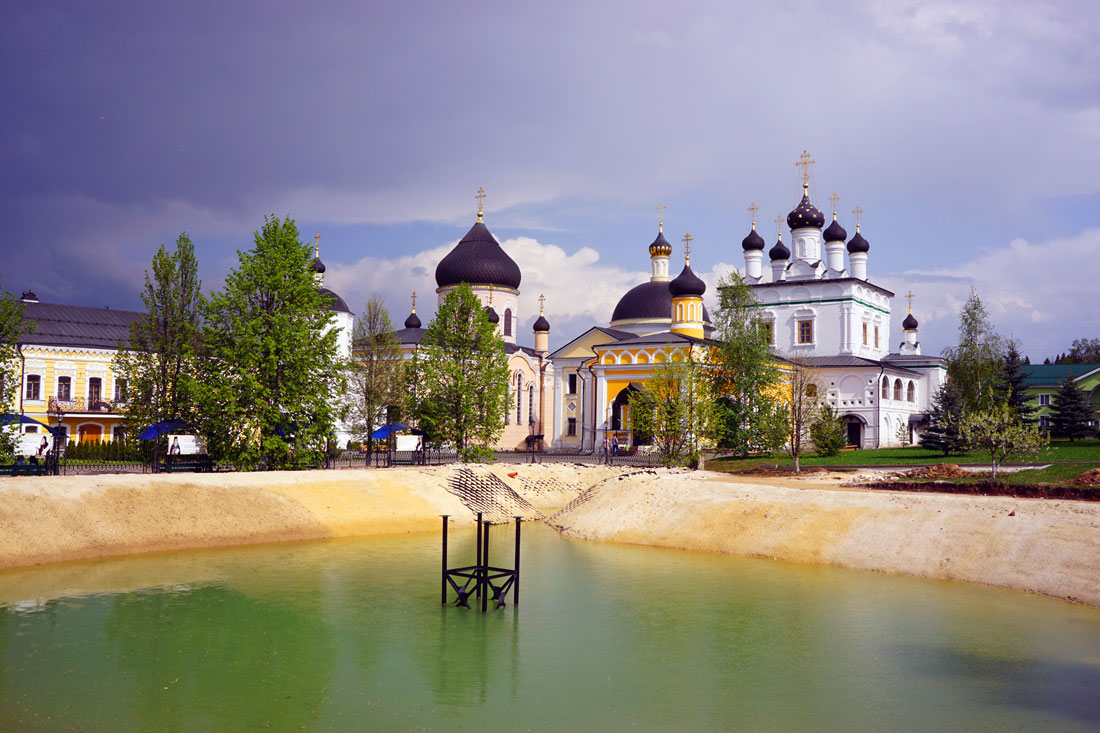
[48,397,121,415]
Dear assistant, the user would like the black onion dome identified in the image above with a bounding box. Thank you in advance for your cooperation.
[847,231,870,253]
[533,314,550,332]
[787,191,826,230]
[434,221,521,290]
[741,228,765,251]
[902,313,919,330]
[823,218,847,243]
[648,231,673,257]
[769,239,790,260]
[669,263,706,297]
[311,256,326,274]
[611,280,711,323]
[484,306,499,324]
[404,311,422,329]
[318,287,352,314]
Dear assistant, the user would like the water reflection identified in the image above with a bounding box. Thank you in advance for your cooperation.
[0,525,1098,731]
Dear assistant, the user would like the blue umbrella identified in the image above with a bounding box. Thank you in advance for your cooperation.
[370,422,424,440]
[137,419,193,441]
[0,413,59,435]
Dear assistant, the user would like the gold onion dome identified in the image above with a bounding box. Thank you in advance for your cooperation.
[786,183,826,230]
[648,231,673,257]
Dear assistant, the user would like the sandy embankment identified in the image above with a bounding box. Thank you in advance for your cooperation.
[551,469,1100,607]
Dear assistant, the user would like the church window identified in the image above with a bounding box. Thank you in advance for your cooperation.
[25,374,41,401]
[874,326,880,348]
[57,376,72,401]
[907,381,915,402]
[504,309,512,337]
[760,322,773,345]
[567,373,577,395]
[893,379,902,401]
[528,385,535,426]
[862,323,868,346]
[567,417,577,436]
[881,378,889,400]
[797,320,813,344]
[516,374,524,424]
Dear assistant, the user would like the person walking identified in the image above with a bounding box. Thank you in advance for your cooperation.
[602,434,610,465]
[611,434,619,458]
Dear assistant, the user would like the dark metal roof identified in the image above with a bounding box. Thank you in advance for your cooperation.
[847,231,869,253]
[434,221,521,290]
[611,280,712,323]
[901,313,918,330]
[669,263,706,297]
[787,191,825,229]
[403,311,421,329]
[533,314,550,332]
[769,239,790,260]
[800,354,920,374]
[19,301,144,350]
[319,287,352,314]
[648,231,673,256]
[741,228,765,251]
[823,217,847,243]
[750,277,894,298]
[1021,364,1100,387]
[392,326,426,345]
[599,331,711,348]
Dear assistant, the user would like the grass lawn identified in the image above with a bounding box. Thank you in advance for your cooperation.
[709,439,1100,471]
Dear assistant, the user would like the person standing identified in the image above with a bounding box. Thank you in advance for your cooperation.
[602,434,610,465]
[611,434,619,457]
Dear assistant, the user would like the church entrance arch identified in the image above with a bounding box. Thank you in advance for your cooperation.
[611,383,646,445]
[841,414,865,448]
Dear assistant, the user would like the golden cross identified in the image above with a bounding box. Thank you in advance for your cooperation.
[314,232,321,256]
[656,203,666,232]
[852,205,864,231]
[828,192,840,214]
[681,232,693,262]
[475,187,486,221]
[905,290,915,314]
[411,291,417,313]
[795,150,815,185]
[748,202,759,228]
[538,293,546,315]
[774,214,783,239]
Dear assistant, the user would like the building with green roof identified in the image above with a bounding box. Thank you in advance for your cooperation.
[1021,364,1100,431]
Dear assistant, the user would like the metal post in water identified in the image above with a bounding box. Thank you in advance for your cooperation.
[441,515,449,605]
[482,519,490,613]
[514,515,522,606]
[475,512,483,599]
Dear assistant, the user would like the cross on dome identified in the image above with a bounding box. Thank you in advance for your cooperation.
[852,205,864,232]
[681,232,693,263]
[828,192,840,217]
[796,150,815,188]
[774,214,783,239]
[476,187,486,222]
[906,290,915,314]
[656,203,666,232]
[538,293,546,315]
[748,202,759,229]
[314,232,321,256]
[411,291,417,313]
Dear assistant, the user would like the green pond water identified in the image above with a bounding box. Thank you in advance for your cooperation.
[2,524,1099,731]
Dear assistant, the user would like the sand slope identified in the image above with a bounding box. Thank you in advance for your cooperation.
[550,469,1100,607]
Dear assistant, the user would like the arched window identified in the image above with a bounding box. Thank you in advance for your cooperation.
[893,379,902,401]
[528,385,535,426]
[881,378,889,400]
[676,303,683,321]
[516,373,523,424]
[504,308,512,336]
[907,381,915,402]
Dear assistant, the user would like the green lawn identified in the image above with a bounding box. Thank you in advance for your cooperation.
[708,439,1100,471]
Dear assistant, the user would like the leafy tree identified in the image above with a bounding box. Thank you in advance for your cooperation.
[919,381,967,455]
[192,216,344,469]
[629,352,719,467]
[0,279,34,460]
[345,295,404,446]
[959,404,1048,479]
[710,271,787,456]
[785,357,821,473]
[942,288,1004,413]
[995,340,1036,424]
[809,403,845,457]
[405,284,509,462]
[1055,338,1100,364]
[113,234,201,455]
[1050,374,1095,440]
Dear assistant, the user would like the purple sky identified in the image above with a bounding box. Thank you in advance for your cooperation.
[3,1,1098,360]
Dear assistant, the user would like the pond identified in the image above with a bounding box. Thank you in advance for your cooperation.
[2,524,1098,730]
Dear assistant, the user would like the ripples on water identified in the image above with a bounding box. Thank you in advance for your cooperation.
[2,524,1099,731]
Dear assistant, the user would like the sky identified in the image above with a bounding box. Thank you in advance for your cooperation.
[2,0,1098,361]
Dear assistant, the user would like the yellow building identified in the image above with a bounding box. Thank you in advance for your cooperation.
[14,290,140,449]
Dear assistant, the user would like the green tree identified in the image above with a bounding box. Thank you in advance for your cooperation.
[1050,374,1094,440]
[345,295,404,446]
[192,215,344,469]
[0,280,34,460]
[919,381,967,455]
[995,340,1036,424]
[959,404,1048,479]
[628,352,719,467]
[711,271,787,456]
[405,284,509,462]
[113,234,201,454]
[1056,338,1100,364]
[809,403,845,457]
[942,288,1004,413]
[785,357,821,473]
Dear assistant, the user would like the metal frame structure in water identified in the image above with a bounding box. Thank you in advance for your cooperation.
[441,513,522,612]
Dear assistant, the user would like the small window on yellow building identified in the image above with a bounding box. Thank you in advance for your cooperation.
[797,320,813,344]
